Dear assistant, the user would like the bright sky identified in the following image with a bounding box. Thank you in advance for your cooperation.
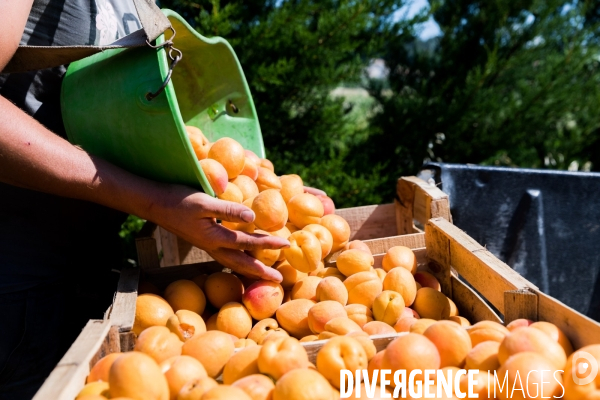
[396,0,442,40]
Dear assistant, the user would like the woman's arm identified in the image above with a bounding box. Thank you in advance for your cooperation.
[0,2,286,281]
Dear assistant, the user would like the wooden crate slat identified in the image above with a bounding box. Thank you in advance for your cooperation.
[535,288,600,349]
[396,176,452,234]
[426,218,535,314]
[363,234,425,255]
[107,266,139,333]
[335,203,398,240]
[451,275,503,324]
[33,320,111,400]
[504,289,539,323]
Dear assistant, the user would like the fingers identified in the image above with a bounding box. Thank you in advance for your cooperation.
[210,224,290,251]
[304,185,326,196]
[200,196,255,223]
[209,248,283,282]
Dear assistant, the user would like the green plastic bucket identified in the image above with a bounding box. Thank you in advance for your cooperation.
[61,9,264,197]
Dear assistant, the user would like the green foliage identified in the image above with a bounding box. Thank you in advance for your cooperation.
[365,0,600,200]
[119,214,146,266]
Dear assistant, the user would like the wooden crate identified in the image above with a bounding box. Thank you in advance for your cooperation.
[34,217,600,400]
[135,176,451,269]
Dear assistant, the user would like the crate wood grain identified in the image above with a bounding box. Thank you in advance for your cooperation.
[135,176,451,269]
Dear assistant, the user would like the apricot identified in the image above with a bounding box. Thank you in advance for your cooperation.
[344,240,372,255]
[109,352,169,400]
[345,304,374,328]
[374,269,386,282]
[208,137,245,179]
[336,249,374,277]
[291,276,322,301]
[308,301,347,334]
[133,294,174,336]
[344,384,391,399]
[231,175,260,202]
[280,174,304,203]
[245,149,261,164]
[372,290,406,326]
[506,318,533,331]
[302,224,334,259]
[177,376,218,400]
[276,298,315,338]
[190,275,207,291]
[393,317,418,333]
[409,318,436,334]
[222,220,256,233]
[283,231,322,273]
[134,326,182,364]
[414,271,441,291]
[401,307,420,320]
[530,321,574,356]
[261,329,290,344]
[299,335,318,343]
[498,327,567,370]
[273,368,335,400]
[449,316,470,327]
[160,355,207,400]
[181,330,235,378]
[236,338,258,348]
[186,126,210,160]
[316,194,335,216]
[247,230,280,266]
[252,189,288,232]
[287,193,324,229]
[166,310,206,342]
[308,261,326,277]
[205,314,218,331]
[346,332,377,361]
[256,167,282,192]
[412,288,450,320]
[319,214,351,253]
[317,336,368,389]
[258,336,309,380]
[77,381,110,398]
[272,226,292,261]
[367,351,385,383]
[199,159,228,196]
[216,182,244,203]
[382,333,440,381]
[362,321,396,336]
[221,345,262,384]
[344,271,382,309]
[316,276,348,305]
[276,260,308,289]
[164,280,206,316]
[88,352,121,383]
[320,317,363,338]
[204,272,244,309]
[423,320,472,367]
[316,267,345,280]
[242,280,284,320]
[564,345,600,400]
[216,302,253,339]
[232,374,275,400]
[241,156,260,180]
[496,352,563,400]
[381,246,417,274]
[202,386,252,400]
[465,340,500,371]
[286,222,299,233]
[260,158,275,171]
[469,320,509,334]
[468,328,506,346]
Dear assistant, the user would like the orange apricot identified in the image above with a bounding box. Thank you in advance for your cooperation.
[276,298,315,338]
[208,137,245,179]
[344,271,382,309]
[283,231,322,273]
[177,377,218,400]
[316,276,349,305]
[204,272,244,309]
[160,355,207,400]
[423,320,472,367]
[362,321,396,336]
[166,310,206,342]
[530,321,574,356]
[134,326,182,364]
[276,260,308,290]
[280,174,305,203]
[317,336,368,389]
[291,276,322,301]
[258,336,309,380]
[498,327,567,370]
[186,126,210,160]
[222,345,262,384]
[372,290,406,326]
[108,352,169,400]
[216,302,253,339]
[465,340,500,371]
[308,301,347,334]
[181,330,235,378]
[87,352,121,383]
[287,193,324,229]
[411,288,451,320]
[133,294,174,336]
[199,158,228,196]
[255,167,281,192]
[252,189,288,232]
[382,333,440,381]
[381,246,417,274]
[303,224,334,259]
[231,175,260,202]
[336,249,374,277]
[241,156,260,180]
[414,271,441,291]
[163,280,206,316]
[319,214,351,253]
[272,368,335,400]
[231,374,275,400]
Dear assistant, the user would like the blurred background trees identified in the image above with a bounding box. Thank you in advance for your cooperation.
[157,0,600,207]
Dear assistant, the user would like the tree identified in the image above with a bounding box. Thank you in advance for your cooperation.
[365,0,600,200]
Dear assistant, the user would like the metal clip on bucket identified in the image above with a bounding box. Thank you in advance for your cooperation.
[60,9,265,197]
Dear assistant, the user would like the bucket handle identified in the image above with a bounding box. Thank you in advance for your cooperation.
[145,27,183,101]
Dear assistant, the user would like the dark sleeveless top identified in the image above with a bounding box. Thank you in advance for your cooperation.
[0,0,141,293]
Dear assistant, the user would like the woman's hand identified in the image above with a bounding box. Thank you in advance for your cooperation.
[149,187,288,282]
